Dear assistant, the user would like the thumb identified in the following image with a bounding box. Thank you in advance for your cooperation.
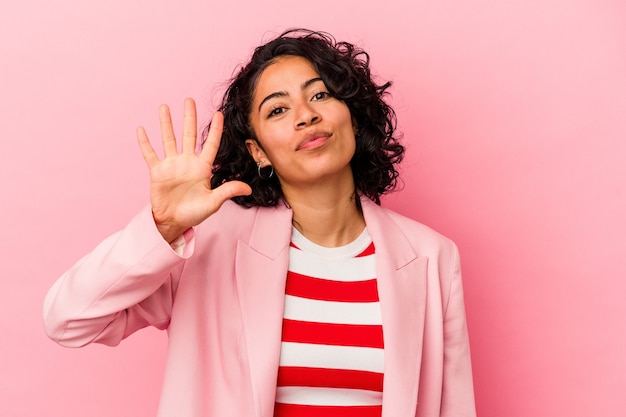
[209,181,253,210]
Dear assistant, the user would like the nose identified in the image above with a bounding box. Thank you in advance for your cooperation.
[294,102,321,129]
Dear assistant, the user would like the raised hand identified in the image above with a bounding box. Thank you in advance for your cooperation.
[137,98,252,243]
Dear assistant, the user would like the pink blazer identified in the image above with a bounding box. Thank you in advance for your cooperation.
[43,197,476,417]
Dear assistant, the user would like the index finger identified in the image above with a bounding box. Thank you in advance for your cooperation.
[198,111,224,164]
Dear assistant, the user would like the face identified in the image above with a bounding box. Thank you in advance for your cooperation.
[246,55,357,191]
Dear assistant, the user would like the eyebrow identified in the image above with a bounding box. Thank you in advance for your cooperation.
[257,77,324,112]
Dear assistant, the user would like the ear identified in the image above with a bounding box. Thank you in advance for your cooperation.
[245,139,271,166]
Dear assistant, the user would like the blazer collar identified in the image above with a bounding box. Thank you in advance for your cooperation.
[237,198,427,417]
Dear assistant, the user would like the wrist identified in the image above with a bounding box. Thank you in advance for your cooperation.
[152,213,188,244]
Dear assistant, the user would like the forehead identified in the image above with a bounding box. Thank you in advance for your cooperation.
[253,56,320,98]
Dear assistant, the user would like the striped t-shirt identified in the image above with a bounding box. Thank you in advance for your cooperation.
[274,227,384,417]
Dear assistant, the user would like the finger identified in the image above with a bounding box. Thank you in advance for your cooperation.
[198,111,224,164]
[181,98,197,155]
[209,180,252,211]
[137,126,160,168]
[159,104,178,157]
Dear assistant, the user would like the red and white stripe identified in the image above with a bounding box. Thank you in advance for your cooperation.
[274,228,384,417]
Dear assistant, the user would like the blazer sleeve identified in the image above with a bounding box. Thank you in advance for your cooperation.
[43,206,194,347]
[441,244,476,417]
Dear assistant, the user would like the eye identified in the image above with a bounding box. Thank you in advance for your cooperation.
[312,91,330,101]
[267,106,285,118]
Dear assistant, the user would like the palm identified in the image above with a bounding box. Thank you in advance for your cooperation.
[137,98,251,242]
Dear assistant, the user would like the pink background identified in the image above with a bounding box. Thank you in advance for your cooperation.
[1,0,625,416]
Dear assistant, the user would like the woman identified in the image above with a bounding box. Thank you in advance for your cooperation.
[43,29,476,417]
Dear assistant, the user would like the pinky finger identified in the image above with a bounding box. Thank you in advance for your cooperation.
[137,126,160,168]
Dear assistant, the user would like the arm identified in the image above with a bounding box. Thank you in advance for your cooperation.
[42,207,193,347]
[43,99,251,347]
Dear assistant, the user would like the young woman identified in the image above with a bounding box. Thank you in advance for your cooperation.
[44,29,476,417]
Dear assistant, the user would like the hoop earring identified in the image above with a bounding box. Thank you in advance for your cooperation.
[257,161,274,180]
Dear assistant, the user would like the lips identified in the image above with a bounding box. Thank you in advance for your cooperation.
[296,131,331,151]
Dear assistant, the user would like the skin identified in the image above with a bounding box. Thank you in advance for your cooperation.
[137,101,252,243]
[138,55,364,247]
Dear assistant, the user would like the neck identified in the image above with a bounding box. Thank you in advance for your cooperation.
[282,175,366,247]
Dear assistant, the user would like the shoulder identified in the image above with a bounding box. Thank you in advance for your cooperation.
[363,199,458,260]
[196,200,259,238]
[195,199,292,243]
[203,200,258,223]
[386,208,454,246]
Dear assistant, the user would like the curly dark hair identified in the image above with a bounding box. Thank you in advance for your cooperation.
[207,28,404,207]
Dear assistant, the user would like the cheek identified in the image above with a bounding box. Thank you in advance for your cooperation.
[256,130,291,161]
[337,105,355,131]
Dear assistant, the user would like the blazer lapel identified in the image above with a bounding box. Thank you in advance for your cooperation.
[362,199,428,417]
[236,203,293,417]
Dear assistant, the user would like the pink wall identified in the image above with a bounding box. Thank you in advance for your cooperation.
[2,0,625,416]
